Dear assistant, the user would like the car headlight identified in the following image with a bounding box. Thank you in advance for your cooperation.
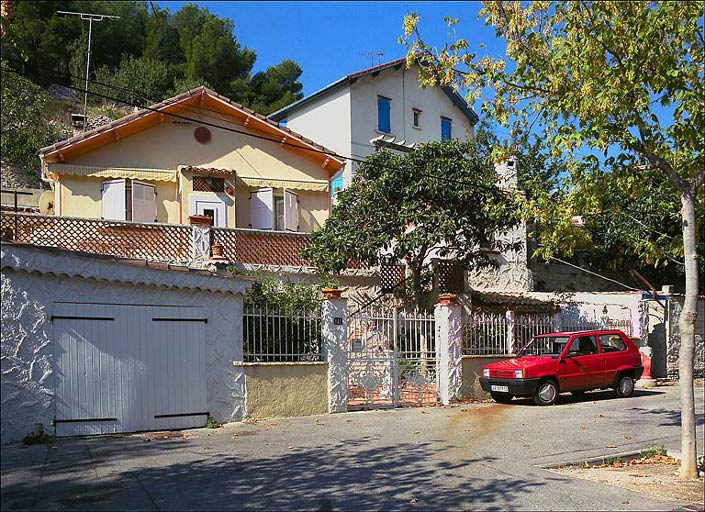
[483,368,490,378]
[514,369,525,379]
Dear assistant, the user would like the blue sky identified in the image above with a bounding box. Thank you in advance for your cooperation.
[154,1,505,98]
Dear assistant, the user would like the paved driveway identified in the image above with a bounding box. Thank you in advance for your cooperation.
[2,384,703,511]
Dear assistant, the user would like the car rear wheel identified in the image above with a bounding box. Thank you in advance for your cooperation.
[615,374,635,398]
[534,379,558,406]
[490,392,513,404]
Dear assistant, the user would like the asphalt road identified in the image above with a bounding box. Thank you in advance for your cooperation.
[2,383,703,511]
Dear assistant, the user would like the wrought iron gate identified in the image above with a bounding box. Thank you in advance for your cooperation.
[347,307,437,409]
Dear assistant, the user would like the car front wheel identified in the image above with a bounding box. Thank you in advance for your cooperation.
[534,380,558,406]
[615,374,635,398]
[490,392,513,404]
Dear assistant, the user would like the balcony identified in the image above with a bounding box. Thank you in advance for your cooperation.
[0,212,314,267]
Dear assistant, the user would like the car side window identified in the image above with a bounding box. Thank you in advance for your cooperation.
[568,336,598,356]
[600,334,626,352]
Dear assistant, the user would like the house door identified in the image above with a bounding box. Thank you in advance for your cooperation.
[53,303,208,436]
[190,195,227,227]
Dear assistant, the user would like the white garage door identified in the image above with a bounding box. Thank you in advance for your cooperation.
[53,303,208,437]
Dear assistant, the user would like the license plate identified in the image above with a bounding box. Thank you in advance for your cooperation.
[491,385,509,393]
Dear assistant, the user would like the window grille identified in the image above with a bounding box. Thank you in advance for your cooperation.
[193,176,225,193]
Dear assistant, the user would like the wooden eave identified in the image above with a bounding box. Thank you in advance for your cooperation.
[40,87,345,172]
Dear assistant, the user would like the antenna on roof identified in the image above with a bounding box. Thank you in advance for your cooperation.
[359,50,385,67]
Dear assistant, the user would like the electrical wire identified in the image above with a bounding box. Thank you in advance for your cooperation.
[548,256,641,291]
[1,66,514,195]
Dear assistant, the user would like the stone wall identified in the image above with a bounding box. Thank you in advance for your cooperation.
[666,296,705,380]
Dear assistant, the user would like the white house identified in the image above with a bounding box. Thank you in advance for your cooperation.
[269,57,479,195]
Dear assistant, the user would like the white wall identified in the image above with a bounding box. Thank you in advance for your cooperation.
[283,65,477,187]
[285,85,353,185]
[1,247,247,444]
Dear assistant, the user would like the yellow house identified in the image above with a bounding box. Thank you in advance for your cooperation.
[39,87,345,233]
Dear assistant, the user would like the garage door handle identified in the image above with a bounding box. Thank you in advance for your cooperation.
[51,315,115,321]
[152,318,208,323]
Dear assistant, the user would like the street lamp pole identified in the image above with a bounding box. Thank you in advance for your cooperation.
[56,11,119,131]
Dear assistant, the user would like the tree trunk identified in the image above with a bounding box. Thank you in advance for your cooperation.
[678,188,698,479]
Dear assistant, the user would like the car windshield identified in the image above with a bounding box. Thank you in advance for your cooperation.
[518,336,571,357]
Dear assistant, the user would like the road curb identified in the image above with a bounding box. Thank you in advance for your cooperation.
[539,447,657,469]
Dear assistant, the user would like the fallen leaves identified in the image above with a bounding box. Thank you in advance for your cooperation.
[607,444,617,448]
[623,434,633,440]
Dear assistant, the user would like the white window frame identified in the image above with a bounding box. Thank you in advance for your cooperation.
[190,194,227,227]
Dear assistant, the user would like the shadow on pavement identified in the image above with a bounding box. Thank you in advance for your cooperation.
[2,434,549,511]
[503,389,664,407]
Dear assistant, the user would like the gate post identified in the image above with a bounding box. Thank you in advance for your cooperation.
[322,288,348,413]
[505,310,516,354]
[435,293,463,405]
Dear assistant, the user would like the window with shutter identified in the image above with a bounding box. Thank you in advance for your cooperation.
[101,180,126,220]
[284,189,298,232]
[377,96,391,133]
[441,117,452,141]
[250,188,274,230]
[132,181,156,223]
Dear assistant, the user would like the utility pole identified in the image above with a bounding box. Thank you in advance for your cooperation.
[56,10,119,131]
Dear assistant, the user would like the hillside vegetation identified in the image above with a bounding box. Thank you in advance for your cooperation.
[1,0,304,187]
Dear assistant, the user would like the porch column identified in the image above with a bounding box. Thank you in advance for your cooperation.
[322,288,348,413]
[435,293,463,405]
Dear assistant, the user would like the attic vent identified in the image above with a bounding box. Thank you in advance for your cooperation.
[194,126,211,144]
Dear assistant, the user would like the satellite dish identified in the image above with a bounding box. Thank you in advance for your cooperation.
[39,190,55,215]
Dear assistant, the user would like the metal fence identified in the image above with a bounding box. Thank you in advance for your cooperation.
[242,303,322,362]
[462,311,634,356]
[560,318,633,336]
[462,311,509,355]
[515,313,555,350]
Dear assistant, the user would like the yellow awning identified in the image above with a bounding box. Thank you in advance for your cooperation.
[237,176,329,192]
[47,164,177,182]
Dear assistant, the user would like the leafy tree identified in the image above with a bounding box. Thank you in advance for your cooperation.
[93,54,172,104]
[403,1,703,478]
[0,67,62,185]
[302,140,523,306]
[245,60,304,114]
[143,4,184,66]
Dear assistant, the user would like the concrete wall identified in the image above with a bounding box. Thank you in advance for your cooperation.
[1,245,248,443]
[460,355,514,400]
[241,362,329,419]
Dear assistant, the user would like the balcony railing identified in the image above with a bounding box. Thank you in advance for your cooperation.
[0,212,313,267]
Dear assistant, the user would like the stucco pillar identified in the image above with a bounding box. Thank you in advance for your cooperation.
[505,309,516,354]
[435,294,463,405]
[321,288,347,413]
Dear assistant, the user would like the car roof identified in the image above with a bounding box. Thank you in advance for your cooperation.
[533,329,626,337]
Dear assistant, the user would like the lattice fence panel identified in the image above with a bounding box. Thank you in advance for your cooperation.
[1,213,192,262]
[212,228,312,266]
[433,259,465,293]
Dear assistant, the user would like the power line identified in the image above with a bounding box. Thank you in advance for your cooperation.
[548,256,641,291]
[2,66,514,195]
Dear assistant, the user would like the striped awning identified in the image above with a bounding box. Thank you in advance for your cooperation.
[47,164,177,182]
[237,176,329,192]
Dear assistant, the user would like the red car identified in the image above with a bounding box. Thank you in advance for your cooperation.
[479,329,644,405]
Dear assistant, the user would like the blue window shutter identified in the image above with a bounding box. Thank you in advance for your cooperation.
[378,97,391,133]
[441,117,452,141]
